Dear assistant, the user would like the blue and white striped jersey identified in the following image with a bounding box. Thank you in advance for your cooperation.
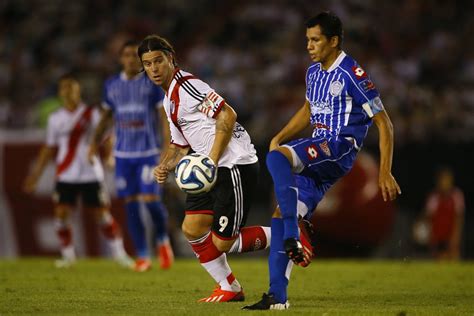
[306,51,384,148]
[103,72,164,158]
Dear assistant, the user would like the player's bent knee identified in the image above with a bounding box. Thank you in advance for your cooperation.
[54,204,71,219]
[181,219,211,240]
[266,148,293,170]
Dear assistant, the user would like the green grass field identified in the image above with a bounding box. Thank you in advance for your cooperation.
[1,258,473,315]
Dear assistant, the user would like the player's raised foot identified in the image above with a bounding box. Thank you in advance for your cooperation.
[284,238,310,267]
[198,285,245,303]
[298,219,316,267]
[54,257,76,269]
[157,243,174,270]
[114,254,134,269]
[242,293,289,310]
[133,258,152,272]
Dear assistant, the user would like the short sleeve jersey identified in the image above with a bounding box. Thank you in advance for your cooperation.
[103,72,164,158]
[162,69,258,168]
[305,51,384,148]
[46,104,104,183]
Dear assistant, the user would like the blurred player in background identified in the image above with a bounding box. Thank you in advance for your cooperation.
[244,11,401,310]
[89,40,173,272]
[423,167,464,260]
[139,35,271,302]
[23,75,132,268]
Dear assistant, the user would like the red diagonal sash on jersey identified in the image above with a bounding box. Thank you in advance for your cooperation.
[56,106,94,176]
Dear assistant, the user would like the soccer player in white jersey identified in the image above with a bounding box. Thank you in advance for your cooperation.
[23,75,132,268]
[138,35,272,303]
[244,12,402,310]
[89,40,173,272]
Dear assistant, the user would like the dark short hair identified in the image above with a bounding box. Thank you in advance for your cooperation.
[120,39,141,55]
[138,35,177,66]
[306,11,343,48]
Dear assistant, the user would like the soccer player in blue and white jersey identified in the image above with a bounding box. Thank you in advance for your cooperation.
[244,11,402,310]
[89,40,173,272]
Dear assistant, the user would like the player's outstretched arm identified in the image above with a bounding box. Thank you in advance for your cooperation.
[88,108,113,164]
[23,145,55,194]
[270,100,311,151]
[208,103,237,164]
[373,110,401,201]
[154,144,190,183]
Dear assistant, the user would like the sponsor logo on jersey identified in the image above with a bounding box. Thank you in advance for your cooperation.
[359,79,375,92]
[313,122,331,130]
[116,103,146,114]
[311,101,333,115]
[351,65,367,79]
[371,97,384,112]
[329,80,344,97]
[319,140,331,156]
[177,118,188,126]
[232,122,246,139]
[306,145,319,160]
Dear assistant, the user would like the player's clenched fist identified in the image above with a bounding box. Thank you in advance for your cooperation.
[153,165,169,183]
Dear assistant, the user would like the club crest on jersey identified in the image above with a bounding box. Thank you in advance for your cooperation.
[329,80,343,96]
[169,100,176,114]
[351,66,367,79]
[198,98,213,115]
[319,141,331,156]
[306,145,319,160]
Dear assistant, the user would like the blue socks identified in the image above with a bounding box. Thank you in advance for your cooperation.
[126,200,170,258]
[266,150,299,240]
[125,200,148,258]
[268,217,292,303]
[145,201,169,244]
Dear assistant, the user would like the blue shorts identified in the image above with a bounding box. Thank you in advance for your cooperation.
[115,156,162,198]
[283,137,357,218]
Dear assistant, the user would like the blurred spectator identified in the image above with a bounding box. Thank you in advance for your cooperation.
[1,0,473,146]
[415,167,465,260]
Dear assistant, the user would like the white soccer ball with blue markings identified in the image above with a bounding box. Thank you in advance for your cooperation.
[175,153,217,194]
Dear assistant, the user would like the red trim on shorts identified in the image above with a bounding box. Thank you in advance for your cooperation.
[185,209,214,216]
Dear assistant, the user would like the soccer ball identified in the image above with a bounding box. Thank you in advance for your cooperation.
[174,153,217,194]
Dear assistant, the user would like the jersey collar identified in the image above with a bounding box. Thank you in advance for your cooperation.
[326,51,346,72]
[120,71,143,81]
[165,68,181,96]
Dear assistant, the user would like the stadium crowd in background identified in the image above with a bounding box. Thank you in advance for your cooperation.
[1,0,472,260]
[1,0,473,146]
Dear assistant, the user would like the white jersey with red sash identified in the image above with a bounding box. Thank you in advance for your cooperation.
[46,104,104,183]
[162,69,258,168]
